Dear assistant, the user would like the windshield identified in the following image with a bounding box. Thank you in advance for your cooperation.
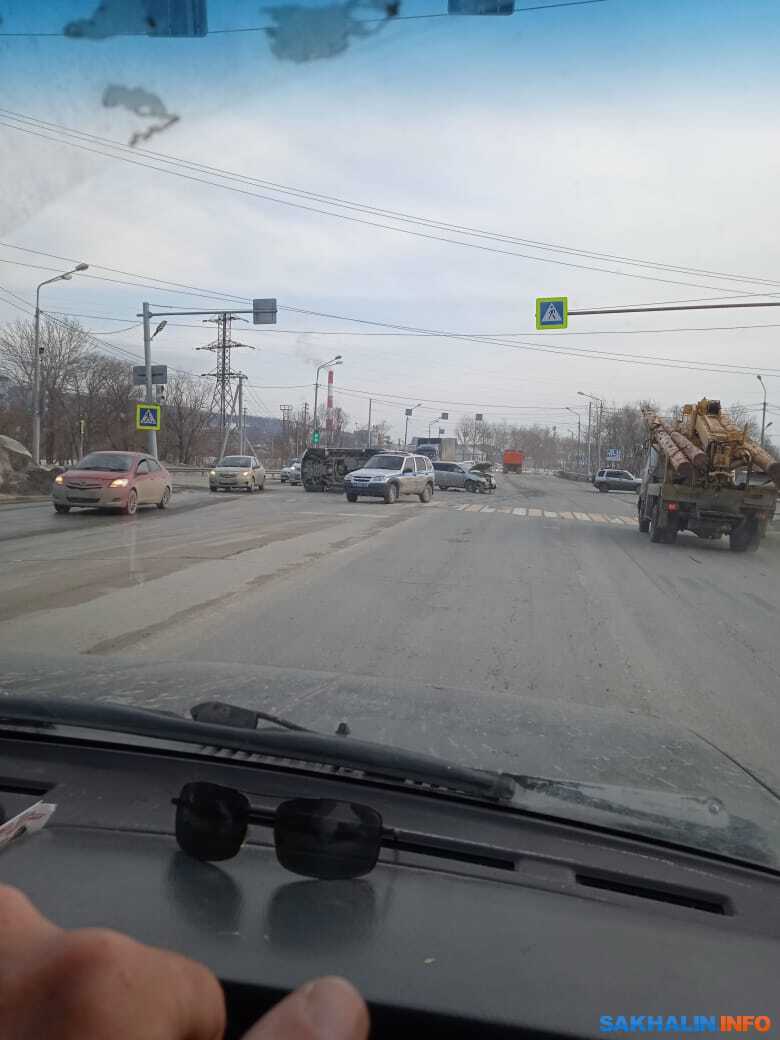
[218,457,254,468]
[1,0,779,876]
[364,455,404,470]
[76,453,133,472]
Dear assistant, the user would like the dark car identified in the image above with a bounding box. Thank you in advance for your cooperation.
[593,468,641,493]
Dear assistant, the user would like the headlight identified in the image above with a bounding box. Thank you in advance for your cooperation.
[109,478,129,487]
[54,474,64,485]
[242,470,251,477]
[370,475,388,482]
[209,469,216,476]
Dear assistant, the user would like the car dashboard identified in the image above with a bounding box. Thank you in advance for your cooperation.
[0,729,778,1039]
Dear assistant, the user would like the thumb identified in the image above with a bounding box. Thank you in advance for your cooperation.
[242,977,369,1040]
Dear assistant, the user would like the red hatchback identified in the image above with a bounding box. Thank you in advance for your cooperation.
[52,451,172,515]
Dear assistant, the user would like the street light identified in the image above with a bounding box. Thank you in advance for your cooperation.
[566,406,582,473]
[403,402,422,449]
[313,355,342,442]
[578,391,603,473]
[32,262,89,464]
[757,374,767,447]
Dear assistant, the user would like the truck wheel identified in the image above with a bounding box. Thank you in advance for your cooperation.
[346,493,358,503]
[419,483,432,503]
[729,518,760,553]
[383,483,399,504]
[649,506,665,543]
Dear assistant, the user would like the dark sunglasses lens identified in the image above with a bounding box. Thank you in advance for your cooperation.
[175,782,249,861]
[274,799,382,879]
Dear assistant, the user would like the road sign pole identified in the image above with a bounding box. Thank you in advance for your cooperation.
[142,302,158,459]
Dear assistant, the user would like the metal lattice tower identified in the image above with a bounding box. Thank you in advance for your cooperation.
[197,313,253,445]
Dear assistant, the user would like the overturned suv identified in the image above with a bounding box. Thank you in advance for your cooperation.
[344,452,435,505]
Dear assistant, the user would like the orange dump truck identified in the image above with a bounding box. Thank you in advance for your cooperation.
[502,450,524,474]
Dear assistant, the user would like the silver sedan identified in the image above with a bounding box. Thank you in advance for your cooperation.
[209,455,266,493]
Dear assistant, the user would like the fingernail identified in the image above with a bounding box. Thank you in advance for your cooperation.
[304,977,363,1039]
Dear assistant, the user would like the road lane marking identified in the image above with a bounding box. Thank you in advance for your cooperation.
[558,511,574,520]
[513,507,527,516]
[589,514,609,522]
[528,508,542,517]
[497,507,512,514]
[465,504,483,512]
[544,511,558,519]
[574,512,590,520]
[481,507,496,513]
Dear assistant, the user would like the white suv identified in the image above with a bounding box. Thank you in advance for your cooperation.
[344,453,435,504]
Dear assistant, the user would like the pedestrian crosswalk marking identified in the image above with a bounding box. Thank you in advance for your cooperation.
[425,501,638,529]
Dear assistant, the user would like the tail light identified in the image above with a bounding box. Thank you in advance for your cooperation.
[666,502,679,512]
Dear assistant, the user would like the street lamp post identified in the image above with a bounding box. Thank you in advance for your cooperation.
[32,263,89,464]
[757,374,767,447]
[313,356,342,443]
[578,391,603,474]
[566,406,582,473]
[403,403,422,448]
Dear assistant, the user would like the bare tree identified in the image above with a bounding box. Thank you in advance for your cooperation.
[157,374,212,464]
[0,318,92,457]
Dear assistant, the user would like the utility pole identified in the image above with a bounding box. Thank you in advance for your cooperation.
[586,402,592,473]
[757,374,767,447]
[237,375,247,453]
[141,302,158,458]
[79,418,86,460]
[367,398,373,448]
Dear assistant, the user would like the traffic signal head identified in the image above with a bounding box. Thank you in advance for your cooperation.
[312,431,320,445]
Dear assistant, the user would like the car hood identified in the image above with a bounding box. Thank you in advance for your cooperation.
[62,468,128,483]
[347,467,400,479]
[1,653,778,872]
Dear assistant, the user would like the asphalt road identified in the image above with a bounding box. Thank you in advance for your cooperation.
[1,474,778,791]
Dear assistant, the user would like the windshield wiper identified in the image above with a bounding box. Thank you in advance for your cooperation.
[0,697,515,804]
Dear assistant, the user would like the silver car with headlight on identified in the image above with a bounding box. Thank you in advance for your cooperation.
[209,455,266,493]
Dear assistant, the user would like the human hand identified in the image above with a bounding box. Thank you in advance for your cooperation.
[0,884,368,1040]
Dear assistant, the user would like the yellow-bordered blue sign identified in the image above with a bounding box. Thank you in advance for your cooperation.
[136,403,161,431]
[535,297,568,330]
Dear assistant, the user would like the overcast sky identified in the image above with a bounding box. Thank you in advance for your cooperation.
[2,0,779,440]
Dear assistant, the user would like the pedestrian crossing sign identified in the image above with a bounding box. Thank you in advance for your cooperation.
[136,403,161,431]
[535,296,568,329]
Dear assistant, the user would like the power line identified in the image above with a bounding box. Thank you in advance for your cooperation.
[1,109,777,296]
[0,2,607,37]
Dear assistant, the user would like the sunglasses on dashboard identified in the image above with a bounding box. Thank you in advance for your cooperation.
[172,781,384,879]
